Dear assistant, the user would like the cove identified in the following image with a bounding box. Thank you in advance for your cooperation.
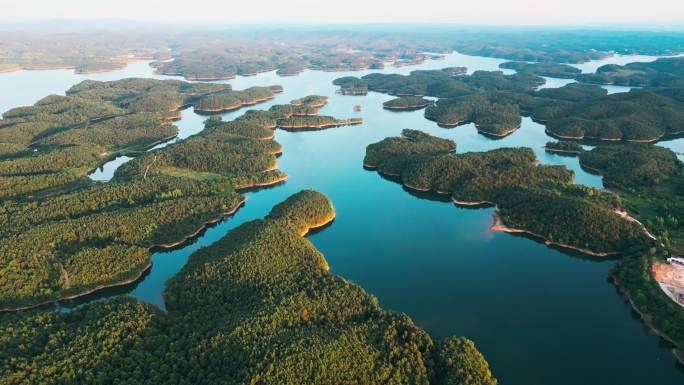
[1,52,683,385]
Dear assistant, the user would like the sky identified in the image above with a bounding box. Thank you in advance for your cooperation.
[1,0,682,27]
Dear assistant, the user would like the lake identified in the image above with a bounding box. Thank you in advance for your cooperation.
[1,52,682,385]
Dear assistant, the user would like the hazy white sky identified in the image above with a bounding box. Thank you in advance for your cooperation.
[2,0,682,26]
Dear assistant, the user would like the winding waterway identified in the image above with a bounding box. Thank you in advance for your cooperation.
[1,52,683,385]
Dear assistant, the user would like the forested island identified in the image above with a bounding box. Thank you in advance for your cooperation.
[576,56,684,87]
[0,190,496,384]
[499,61,581,79]
[366,130,684,362]
[535,87,684,142]
[365,130,648,255]
[544,140,583,154]
[193,85,283,113]
[205,94,362,131]
[424,95,521,137]
[290,95,328,108]
[0,78,234,198]
[250,96,360,130]
[383,96,434,110]
[334,69,544,98]
[276,116,363,130]
[338,67,684,142]
[333,76,370,95]
[0,78,299,309]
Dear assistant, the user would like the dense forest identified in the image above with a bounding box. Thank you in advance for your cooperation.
[0,191,497,385]
[576,56,684,87]
[290,95,328,108]
[544,140,583,154]
[276,116,363,130]
[341,67,684,142]
[383,96,434,110]
[192,86,283,113]
[499,61,581,79]
[579,144,684,249]
[365,130,647,254]
[424,95,521,136]
[227,95,361,131]
[0,88,378,309]
[334,69,543,98]
[0,78,234,198]
[540,89,684,141]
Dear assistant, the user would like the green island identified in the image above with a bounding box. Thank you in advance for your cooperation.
[333,76,370,95]
[0,78,234,198]
[579,144,684,248]
[383,96,434,110]
[499,61,581,79]
[193,85,283,113]
[223,95,362,131]
[388,71,684,142]
[0,190,497,385]
[364,129,648,255]
[366,129,684,362]
[544,140,584,154]
[0,79,295,310]
[353,72,684,142]
[424,94,521,137]
[334,69,544,98]
[533,87,684,142]
[290,95,328,108]
[576,56,684,87]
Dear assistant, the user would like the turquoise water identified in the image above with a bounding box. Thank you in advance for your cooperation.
[1,52,682,385]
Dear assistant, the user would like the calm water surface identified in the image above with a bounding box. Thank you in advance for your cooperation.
[1,52,682,385]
